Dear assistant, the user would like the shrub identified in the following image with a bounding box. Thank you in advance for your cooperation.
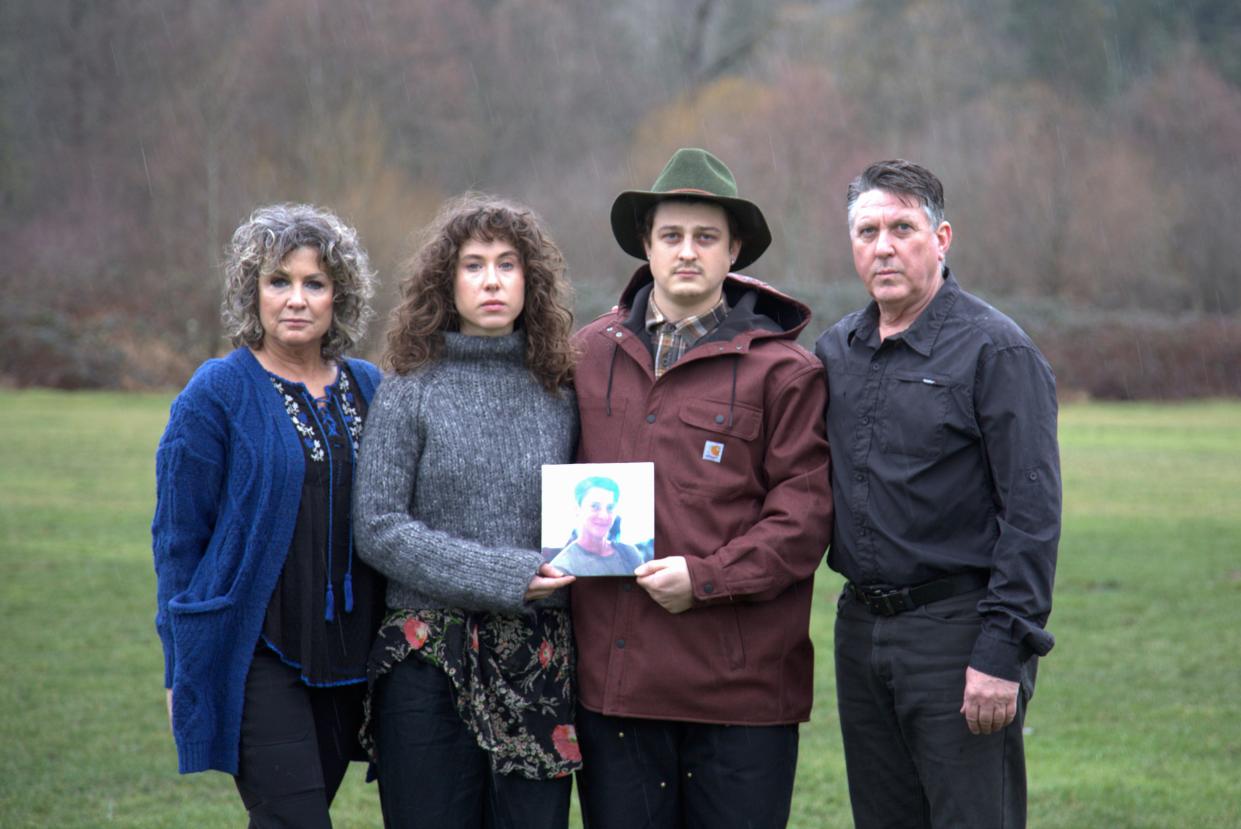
[0,303,126,389]
[1032,315,1241,401]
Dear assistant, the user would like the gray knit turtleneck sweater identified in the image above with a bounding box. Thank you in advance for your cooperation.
[354,331,578,614]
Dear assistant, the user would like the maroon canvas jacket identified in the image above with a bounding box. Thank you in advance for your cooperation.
[570,267,832,725]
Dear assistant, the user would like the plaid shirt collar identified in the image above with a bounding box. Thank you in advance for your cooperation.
[645,294,730,378]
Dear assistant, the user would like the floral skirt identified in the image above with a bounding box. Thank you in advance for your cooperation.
[361,606,581,780]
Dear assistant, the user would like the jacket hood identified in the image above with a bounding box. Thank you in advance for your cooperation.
[616,265,812,341]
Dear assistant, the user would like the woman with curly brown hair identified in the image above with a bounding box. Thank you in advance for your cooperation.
[354,193,580,828]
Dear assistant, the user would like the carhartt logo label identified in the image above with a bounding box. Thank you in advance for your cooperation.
[703,441,724,463]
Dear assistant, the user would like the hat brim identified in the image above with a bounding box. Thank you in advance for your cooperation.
[610,190,772,271]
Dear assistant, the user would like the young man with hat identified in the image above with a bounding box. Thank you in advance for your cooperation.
[570,147,832,829]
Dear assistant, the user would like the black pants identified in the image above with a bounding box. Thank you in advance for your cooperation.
[373,656,571,829]
[232,646,367,829]
[575,706,799,829]
[834,588,1036,829]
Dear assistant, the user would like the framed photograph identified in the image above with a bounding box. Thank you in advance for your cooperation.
[540,462,655,577]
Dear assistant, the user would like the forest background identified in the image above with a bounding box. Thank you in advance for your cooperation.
[3,0,1240,399]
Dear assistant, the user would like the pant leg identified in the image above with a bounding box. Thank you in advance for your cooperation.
[233,647,333,829]
[835,591,931,829]
[575,707,682,829]
[484,770,572,829]
[680,721,799,829]
[837,587,1033,829]
[308,680,368,805]
[887,591,1031,829]
[373,656,487,829]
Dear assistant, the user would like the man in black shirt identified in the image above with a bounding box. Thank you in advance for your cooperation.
[815,159,1061,829]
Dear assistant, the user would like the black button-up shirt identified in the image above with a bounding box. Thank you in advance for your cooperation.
[815,270,1061,681]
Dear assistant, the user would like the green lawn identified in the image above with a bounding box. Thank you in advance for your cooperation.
[1,392,1238,827]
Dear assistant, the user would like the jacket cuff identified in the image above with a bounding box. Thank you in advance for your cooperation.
[686,556,729,605]
[968,631,1024,683]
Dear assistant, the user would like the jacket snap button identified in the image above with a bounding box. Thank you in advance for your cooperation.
[646,414,656,423]
[615,332,624,339]
[703,582,714,594]
[616,639,626,649]
[714,414,724,424]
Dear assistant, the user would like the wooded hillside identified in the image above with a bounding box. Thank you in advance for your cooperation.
[3,0,1239,396]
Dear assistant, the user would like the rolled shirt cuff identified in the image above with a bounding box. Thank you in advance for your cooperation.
[968,630,1024,683]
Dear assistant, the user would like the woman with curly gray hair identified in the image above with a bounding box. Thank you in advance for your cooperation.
[153,203,385,826]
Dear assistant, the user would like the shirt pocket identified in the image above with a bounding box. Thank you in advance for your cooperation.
[673,398,763,496]
[879,371,951,459]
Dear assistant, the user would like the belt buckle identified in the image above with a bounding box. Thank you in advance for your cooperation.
[857,584,909,616]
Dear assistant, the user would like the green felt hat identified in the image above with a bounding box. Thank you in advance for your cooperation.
[611,147,771,271]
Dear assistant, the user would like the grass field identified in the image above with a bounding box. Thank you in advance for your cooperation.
[1,391,1239,828]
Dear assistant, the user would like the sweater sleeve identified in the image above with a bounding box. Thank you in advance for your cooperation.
[151,378,228,688]
[353,376,544,615]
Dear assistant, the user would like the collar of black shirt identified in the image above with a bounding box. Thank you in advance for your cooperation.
[850,268,961,356]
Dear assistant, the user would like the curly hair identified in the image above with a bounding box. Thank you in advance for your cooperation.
[221,203,376,360]
[385,193,575,392]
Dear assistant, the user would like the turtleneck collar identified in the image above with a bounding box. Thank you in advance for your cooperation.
[441,330,527,364]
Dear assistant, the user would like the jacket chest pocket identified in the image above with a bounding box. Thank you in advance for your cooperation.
[878,372,951,460]
[671,399,763,496]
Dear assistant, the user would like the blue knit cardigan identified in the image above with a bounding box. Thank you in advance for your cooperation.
[152,347,380,774]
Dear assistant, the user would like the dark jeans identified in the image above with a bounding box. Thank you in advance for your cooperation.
[835,587,1036,829]
[233,645,367,829]
[373,656,571,829]
[575,706,799,829]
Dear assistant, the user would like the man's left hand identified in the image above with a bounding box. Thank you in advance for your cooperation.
[634,556,692,614]
[960,666,1019,735]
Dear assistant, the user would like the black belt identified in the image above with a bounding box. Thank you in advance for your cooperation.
[846,572,989,617]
